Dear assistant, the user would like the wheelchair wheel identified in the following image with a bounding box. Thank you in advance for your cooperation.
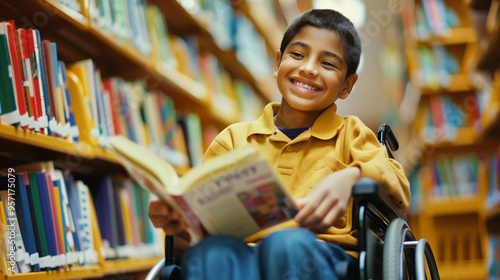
[383,218,416,280]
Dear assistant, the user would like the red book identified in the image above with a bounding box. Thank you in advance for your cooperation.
[18,28,39,131]
[41,40,59,131]
[102,79,122,136]
[27,29,44,133]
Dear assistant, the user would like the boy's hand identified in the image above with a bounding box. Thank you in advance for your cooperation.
[148,199,188,235]
[294,167,361,232]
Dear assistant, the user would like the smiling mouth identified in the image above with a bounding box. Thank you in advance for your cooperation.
[291,79,320,91]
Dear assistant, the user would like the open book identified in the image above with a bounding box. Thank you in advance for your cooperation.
[107,136,299,243]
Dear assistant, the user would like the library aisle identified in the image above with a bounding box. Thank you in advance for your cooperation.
[0,0,499,279]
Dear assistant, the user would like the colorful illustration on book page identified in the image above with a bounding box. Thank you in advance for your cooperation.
[237,183,297,228]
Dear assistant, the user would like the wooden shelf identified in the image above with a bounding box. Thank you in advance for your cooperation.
[0,257,161,280]
[420,74,475,94]
[2,265,101,280]
[422,196,483,216]
[437,260,487,280]
[416,28,478,46]
[419,126,478,148]
[101,257,162,275]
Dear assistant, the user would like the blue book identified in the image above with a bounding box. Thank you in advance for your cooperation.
[63,172,84,263]
[53,180,68,256]
[58,61,79,142]
[36,172,59,264]
[90,176,118,258]
[112,183,126,247]
[14,174,40,271]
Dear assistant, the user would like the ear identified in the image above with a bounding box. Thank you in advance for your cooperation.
[338,73,358,100]
[274,50,282,78]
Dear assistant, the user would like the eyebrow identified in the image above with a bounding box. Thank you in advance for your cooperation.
[289,41,344,65]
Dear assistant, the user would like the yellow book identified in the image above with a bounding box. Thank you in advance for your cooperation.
[107,135,299,243]
[66,68,98,146]
[67,60,99,145]
[87,193,104,265]
[0,192,11,275]
[118,184,134,247]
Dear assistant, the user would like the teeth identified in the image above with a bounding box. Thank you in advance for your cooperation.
[293,80,319,91]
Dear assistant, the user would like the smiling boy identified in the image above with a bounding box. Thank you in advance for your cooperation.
[149,9,410,280]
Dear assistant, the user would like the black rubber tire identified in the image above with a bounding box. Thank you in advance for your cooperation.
[383,218,410,280]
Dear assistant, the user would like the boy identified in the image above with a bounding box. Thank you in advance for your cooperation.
[149,9,410,279]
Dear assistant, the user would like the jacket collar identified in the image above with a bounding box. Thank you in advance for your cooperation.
[247,102,345,141]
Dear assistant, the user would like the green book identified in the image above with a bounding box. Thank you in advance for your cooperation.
[27,172,49,258]
[0,34,20,125]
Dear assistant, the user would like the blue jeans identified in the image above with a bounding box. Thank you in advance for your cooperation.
[180,228,358,280]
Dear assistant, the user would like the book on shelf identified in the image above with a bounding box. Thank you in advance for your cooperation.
[146,5,177,70]
[0,162,103,273]
[0,33,21,126]
[0,22,28,128]
[107,136,299,243]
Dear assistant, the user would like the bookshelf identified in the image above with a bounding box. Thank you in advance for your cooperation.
[396,0,500,278]
[0,0,281,279]
[469,0,500,278]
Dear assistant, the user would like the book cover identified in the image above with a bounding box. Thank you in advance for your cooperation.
[53,170,79,266]
[18,29,37,130]
[50,176,67,267]
[0,34,21,125]
[89,175,118,259]
[27,29,44,133]
[62,171,85,265]
[35,29,50,132]
[59,61,79,142]
[41,40,59,135]
[0,191,12,274]
[35,172,59,267]
[75,180,98,264]
[0,178,31,273]
[65,68,97,146]
[13,174,40,271]
[26,172,50,262]
[108,136,299,243]
[0,22,28,128]
[68,59,100,144]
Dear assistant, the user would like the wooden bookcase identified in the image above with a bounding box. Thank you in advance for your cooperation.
[0,0,284,279]
[398,0,500,278]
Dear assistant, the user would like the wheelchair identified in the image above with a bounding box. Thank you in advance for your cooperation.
[145,124,441,280]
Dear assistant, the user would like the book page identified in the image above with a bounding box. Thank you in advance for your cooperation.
[181,158,298,240]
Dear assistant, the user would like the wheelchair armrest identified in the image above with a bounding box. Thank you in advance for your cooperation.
[352,178,407,223]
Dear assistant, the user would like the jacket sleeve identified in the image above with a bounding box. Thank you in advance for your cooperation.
[344,117,411,212]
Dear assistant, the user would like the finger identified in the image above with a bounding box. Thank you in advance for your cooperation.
[294,193,325,224]
[148,200,169,218]
[298,196,337,228]
[310,206,344,232]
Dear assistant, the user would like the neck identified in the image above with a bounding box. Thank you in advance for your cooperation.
[274,102,322,129]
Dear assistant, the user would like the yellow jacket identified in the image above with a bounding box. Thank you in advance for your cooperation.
[203,102,410,252]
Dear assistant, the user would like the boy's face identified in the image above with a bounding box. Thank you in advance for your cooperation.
[274,26,358,113]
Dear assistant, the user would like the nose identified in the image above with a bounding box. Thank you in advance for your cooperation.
[299,59,318,76]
